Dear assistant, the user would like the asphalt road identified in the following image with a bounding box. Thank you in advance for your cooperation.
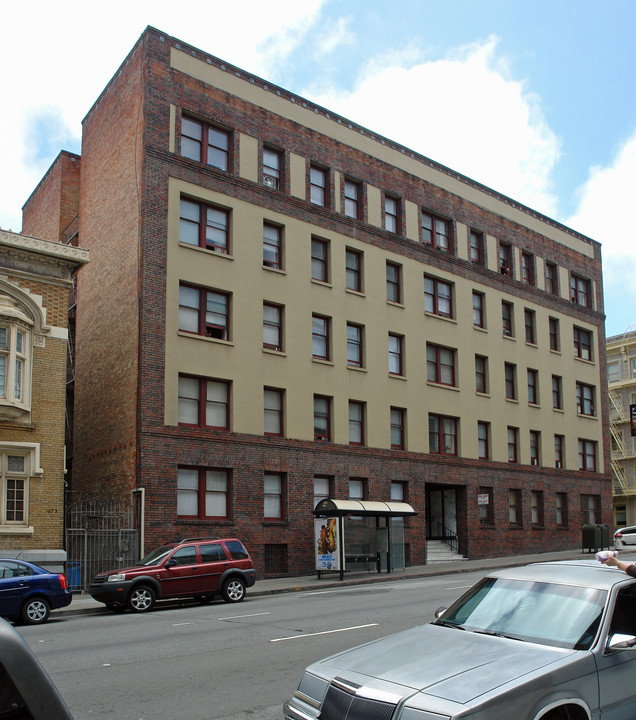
[18,569,488,720]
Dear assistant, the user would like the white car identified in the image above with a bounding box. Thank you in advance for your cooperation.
[614,526,636,548]
[285,558,636,720]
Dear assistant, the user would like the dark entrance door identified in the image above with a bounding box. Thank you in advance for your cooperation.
[427,486,457,540]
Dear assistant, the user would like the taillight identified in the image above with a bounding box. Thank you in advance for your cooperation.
[616,532,623,538]
[58,573,68,590]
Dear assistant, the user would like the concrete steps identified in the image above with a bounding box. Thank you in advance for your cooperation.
[426,539,468,564]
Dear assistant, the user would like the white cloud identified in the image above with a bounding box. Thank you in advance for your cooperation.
[314,16,355,59]
[303,36,561,218]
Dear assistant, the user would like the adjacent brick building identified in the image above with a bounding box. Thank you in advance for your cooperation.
[0,228,88,568]
[23,27,611,578]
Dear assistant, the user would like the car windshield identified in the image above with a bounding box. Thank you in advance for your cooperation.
[435,577,607,650]
[138,546,174,566]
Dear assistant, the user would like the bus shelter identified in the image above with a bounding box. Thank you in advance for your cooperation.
[313,499,417,581]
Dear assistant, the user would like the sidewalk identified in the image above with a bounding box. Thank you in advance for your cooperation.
[59,547,611,617]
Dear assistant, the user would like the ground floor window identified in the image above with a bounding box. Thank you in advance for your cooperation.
[264,544,287,574]
[0,445,40,530]
[177,467,230,520]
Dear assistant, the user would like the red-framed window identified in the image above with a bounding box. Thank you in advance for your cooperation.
[349,477,368,500]
[345,248,363,292]
[312,314,330,360]
[552,375,563,409]
[311,238,329,282]
[178,375,230,429]
[505,362,517,400]
[527,368,539,405]
[570,274,591,307]
[545,262,558,295]
[478,421,490,460]
[181,116,230,171]
[475,355,488,394]
[573,326,593,361]
[263,222,282,269]
[578,439,597,471]
[421,211,451,252]
[424,276,453,317]
[479,486,494,525]
[310,165,328,206]
[388,333,404,376]
[532,490,545,526]
[344,179,361,219]
[179,198,229,254]
[556,491,568,525]
[313,475,333,507]
[507,426,519,462]
[473,291,485,328]
[263,303,283,351]
[499,242,513,275]
[263,146,282,189]
[346,323,364,368]
[386,261,402,303]
[524,309,536,344]
[576,382,596,416]
[348,400,365,446]
[384,195,400,233]
[177,467,230,520]
[469,230,485,265]
[554,434,564,469]
[521,252,535,285]
[549,317,560,351]
[264,472,285,520]
[530,430,540,466]
[264,387,284,436]
[314,395,331,441]
[502,300,514,336]
[179,283,230,340]
[429,414,458,455]
[390,407,406,450]
[508,489,522,525]
[426,343,456,386]
[580,494,600,523]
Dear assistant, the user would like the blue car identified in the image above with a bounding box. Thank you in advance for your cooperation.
[0,559,72,624]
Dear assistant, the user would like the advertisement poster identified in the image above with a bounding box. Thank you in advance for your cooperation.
[315,517,340,571]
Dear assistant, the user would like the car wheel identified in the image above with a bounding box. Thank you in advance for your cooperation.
[22,597,51,625]
[221,577,246,603]
[128,585,156,612]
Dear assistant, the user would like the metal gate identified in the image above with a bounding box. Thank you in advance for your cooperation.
[65,498,139,593]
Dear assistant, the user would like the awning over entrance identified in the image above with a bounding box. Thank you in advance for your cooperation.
[313,499,417,517]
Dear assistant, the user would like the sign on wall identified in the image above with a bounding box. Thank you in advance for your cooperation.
[315,517,340,571]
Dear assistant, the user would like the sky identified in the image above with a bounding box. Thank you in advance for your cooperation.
[1,0,635,337]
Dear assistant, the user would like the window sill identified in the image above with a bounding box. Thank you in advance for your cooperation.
[505,398,520,405]
[0,526,34,535]
[426,381,459,392]
[386,301,405,309]
[574,356,596,366]
[263,265,286,276]
[0,404,31,422]
[263,520,289,527]
[311,279,332,289]
[424,312,457,325]
[502,333,516,341]
[178,242,233,260]
[389,373,407,381]
[476,391,491,398]
[178,331,234,347]
[312,358,334,367]
[525,342,538,349]
[345,288,365,298]
[577,413,598,421]
[529,402,541,409]
[347,365,367,373]
[263,348,286,358]
[473,325,488,333]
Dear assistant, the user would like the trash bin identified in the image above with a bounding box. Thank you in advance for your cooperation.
[66,562,82,592]
[582,524,602,553]
[600,524,610,550]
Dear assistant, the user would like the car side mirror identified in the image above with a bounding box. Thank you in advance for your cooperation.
[165,559,177,569]
[0,617,74,719]
[608,633,636,651]
[434,606,447,619]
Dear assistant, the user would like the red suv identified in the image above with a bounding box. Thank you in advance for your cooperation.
[88,537,255,613]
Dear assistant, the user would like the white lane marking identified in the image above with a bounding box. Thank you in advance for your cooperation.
[271,623,378,642]
[447,585,472,591]
[172,622,193,626]
[218,612,271,621]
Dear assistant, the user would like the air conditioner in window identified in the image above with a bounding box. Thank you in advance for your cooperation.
[556,461,562,468]
[531,458,538,466]
[263,174,279,189]
[503,329,512,336]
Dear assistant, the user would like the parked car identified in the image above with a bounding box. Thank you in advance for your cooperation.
[285,558,636,720]
[0,559,72,625]
[88,537,255,613]
[614,525,636,548]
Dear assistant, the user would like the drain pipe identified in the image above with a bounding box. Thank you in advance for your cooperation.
[131,488,145,559]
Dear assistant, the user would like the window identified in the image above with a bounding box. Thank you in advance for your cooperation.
[502,301,514,337]
[429,414,458,455]
[263,303,283,351]
[390,407,406,450]
[576,382,596,416]
[475,355,488,394]
[314,476,333,507]
[521,252,535,285]
[181,116,230,171]
[530,430,540,466]
[263,223,282,269]
[580,494,600,524]
[478,421,490,460]
[179,198,230,253]
[424,276,453,318]
[179,283,230,340]
[388,333,404,376]
[527,369,539,405]
[178,375,229,429]
[507,426,519,463]
[344,179,361,219]
[499,242,512,275]
[348,401,365,446]
[310,165,328,206]
[504,363,517,400]
[177,468,229,519]
[264,544,287,574]
[312,314,330,360]
[311,238,329,282]
[0,450,31,526]
[531,490,544,526]
[555,434,564,469]
[552,375,563,410]
[264,473,284,520]
[570,274,591,307]
[509,489,522,525]
[314,395,331,441]
[264,388,284,436]
[556,492,568,526]
[263,146,282,189]
[427,343,456,386]
[524,309,536,344]
[346,323,364,368]
[0,324,30,414]
[545,262,558,295]
[479,487,494,525]
[578,439,597,472]
[349,478,367,500]
[384,195,400,233]
[469,231,485,266]
[386,262,402,303]
[472,291,485,328]
[549,317,560,351]
[421,211,451,252]
[608,361,620,383]
[391,481,407,502]
[345,249,363,292]
[573,327,593,361]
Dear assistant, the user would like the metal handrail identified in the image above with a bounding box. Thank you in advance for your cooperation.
[437,522,459,552]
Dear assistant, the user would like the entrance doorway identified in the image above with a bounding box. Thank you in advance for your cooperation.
[427,486,457,540]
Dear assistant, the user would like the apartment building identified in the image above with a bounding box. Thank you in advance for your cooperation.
[0,228,87,568]
[22,27,610,577]
[607,331,636,526]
